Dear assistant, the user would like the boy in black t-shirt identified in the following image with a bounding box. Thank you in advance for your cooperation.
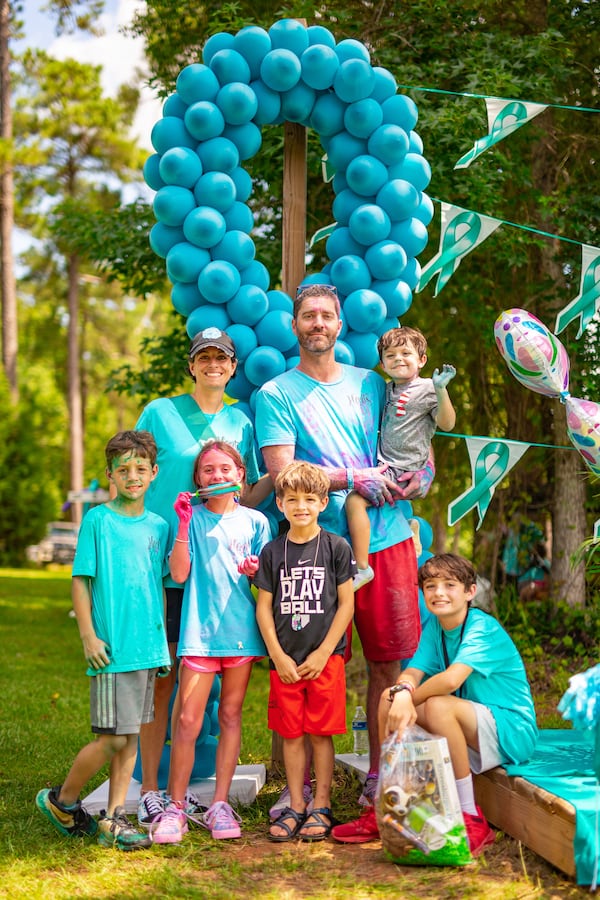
[255,461,355,842]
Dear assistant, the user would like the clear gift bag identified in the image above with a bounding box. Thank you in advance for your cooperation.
[376,725,472,866]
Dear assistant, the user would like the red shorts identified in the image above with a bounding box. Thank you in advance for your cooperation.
[268,654,346,739]
[354,539,420,662]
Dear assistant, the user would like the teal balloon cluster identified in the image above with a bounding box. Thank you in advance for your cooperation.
[145,18,432,400]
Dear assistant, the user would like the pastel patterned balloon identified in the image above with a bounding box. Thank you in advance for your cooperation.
[494,308,570,398]
[566,397,600,476]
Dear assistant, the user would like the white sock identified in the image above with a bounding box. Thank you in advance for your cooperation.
[455,775,477,815]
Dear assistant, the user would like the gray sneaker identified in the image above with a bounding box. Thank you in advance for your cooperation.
[137,789,166,828]
[98,806,152,850]
[36,786,97,837]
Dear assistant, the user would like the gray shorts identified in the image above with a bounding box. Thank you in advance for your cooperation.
[467,701,505,774]
[90,669,157,735]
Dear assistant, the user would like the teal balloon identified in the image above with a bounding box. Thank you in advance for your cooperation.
[330,255,371,294]
[176,63,220,105]
[326,226,364,260]
[183,206,227,249]
[376,179,419,222]
[301,44,339,90]
[245,346,286,386]
[334,340,355,365]
[365,240,407,280]
[343,288,386,333]
[368,124,409,166]
[166,242,210,283]
[371,279,412,317]
[202,32,235,66]
[223,200,254,233]
[269,18,309,54]
[230,166,252,201]
[336,38,370,63]
[377,316,401,336]
[250,79,281,125]
[226,366,254,401]
[381,94,418,131]
[280,82,316,125]
[332,172,348,193]
[149,222,185,258]
[409,130,424,153]
[333,59,375,102]
[332,189,364,226]
[286,355,300,370]
[344,331,379,368]
[158,147,202,188]
[197,137,239,174]
[212,230,255,269]
[344,99,383,139]
[241,260,270,291]
[209,49,251,85]
[233,25,272,79]
[346,154,389,197]
[260,49,302,92]
[348,204,391,246]
[402,257,422,290]
[153,185,196,226]
[370,67,397,103]
[198,259,241,302]
[225,323,257,360]
[216,82,258,124]
[151,116,196,154]
[223,122,262,159]
[255,310,296,352]
[414,517,433,551]
[184,100,225,141]
[226,284,269,325]
[388,153,431,192]
[389,217,429,257]
[163,93,188,118]
[193,171,236,212]
[310,93,346,137]
[190,735,218,780]
[327,133,367,171]
[267,289,293,312]
[186,303,230,336]
[143,154,165,191]
[172,282,204,316]
[307,25,336,48]
[414,192,434,226]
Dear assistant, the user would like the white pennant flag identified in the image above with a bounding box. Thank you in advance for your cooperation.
[555,244,600,339]
[455,98,548,169]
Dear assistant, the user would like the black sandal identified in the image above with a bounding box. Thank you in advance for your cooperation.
[298,806,336,842]
[268,806,307,842]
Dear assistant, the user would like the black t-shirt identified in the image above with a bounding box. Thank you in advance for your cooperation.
[255,528,355,666]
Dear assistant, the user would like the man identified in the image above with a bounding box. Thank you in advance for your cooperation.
[255,284,427,842]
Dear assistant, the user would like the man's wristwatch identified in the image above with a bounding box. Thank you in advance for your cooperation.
[388,683,413,702]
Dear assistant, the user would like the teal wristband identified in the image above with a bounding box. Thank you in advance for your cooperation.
[346,468,354,490]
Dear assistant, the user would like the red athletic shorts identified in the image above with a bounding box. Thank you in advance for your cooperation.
[268,654,346,739]
[354,538,420,662]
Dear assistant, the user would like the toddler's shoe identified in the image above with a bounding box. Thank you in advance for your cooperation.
[97,806,152,850]
[202,801,242,839]
[36,786,97,837]
[353,565,374,591]
[331,806,379,843]
[150,802,189,844]
[137,789,167,828]
[463,805,495,856]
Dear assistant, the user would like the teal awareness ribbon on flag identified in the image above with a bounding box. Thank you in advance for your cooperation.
[455,101,545,169]
[555,252,600,339]
[418,210,482,295]
[447,440,511,528]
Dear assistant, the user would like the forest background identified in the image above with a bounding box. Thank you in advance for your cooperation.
[0,0,598,608]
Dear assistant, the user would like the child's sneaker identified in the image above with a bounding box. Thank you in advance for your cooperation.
[331,806,379,843]
[353,565,374,591]
[463,806,495,856]
[202,801,242,839]
[35,786,97,837]
[97,807,152,850]
[269,783,314,820]
[409,519,422,557]
[184,790,207,816]
[150,802,189,844]
[358,774,378,807]
[137,789,166,828]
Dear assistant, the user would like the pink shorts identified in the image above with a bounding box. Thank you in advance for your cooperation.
[181,655,258,674]
[354,539,420,662]
[268,655,346,739]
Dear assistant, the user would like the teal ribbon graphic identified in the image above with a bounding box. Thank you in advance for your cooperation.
[455,101,543,169]
[448,441,511,528]
[418,210,482,295]
[555,253,600,338]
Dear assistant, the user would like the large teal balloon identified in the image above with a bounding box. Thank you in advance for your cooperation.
[233,25,272,80]
[153,186,196,226]
[159,147,203,189]
[166,242,210,283]
[176,63,220,105]
[300,44,339,90]
[198,259,241,302]
[226,284,269,325]
[186,303,230,336]
[344,288,387,333]
[245,345,286,385]
[183,206,226,249]
[184,100,225,141]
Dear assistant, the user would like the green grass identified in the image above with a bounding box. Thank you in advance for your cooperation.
[0,569,586,899]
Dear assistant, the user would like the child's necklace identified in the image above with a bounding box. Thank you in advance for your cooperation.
[283,528,322,579]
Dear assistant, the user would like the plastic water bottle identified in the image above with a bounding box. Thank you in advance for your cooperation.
[352,705,368,755]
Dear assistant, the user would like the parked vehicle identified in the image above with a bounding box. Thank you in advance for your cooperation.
[26,522,79,565]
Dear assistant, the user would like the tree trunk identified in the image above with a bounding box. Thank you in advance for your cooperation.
[67,253,84,523]
[551,401,587,605]
[0,0,17,402]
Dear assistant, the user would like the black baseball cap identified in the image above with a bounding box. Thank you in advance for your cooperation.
[188,327,236,360]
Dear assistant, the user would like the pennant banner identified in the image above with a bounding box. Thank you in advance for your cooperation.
[454,99,548,169]
[554,244,600,338]
[447,437,530,530]
[417,203,502,296]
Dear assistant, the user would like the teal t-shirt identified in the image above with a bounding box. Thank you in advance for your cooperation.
[136,395,261,587]
[72,504,171,675]
[177,504,273,658]
[408,607,538,765]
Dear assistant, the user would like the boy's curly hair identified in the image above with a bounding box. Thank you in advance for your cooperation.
[275,461,330,501]
[377,326,428,361]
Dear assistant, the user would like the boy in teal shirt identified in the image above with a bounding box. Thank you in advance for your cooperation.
[36,430,171,851]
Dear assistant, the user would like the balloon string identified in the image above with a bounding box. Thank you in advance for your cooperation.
[435,431,574,452]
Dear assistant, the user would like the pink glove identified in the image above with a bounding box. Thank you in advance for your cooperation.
[238,555,259,577]
[173,491,193,525]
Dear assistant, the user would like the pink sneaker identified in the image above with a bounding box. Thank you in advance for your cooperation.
[331,806,379,843]
[150,803,188,844]
[463,806,495,856]
[202,801,242,839]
